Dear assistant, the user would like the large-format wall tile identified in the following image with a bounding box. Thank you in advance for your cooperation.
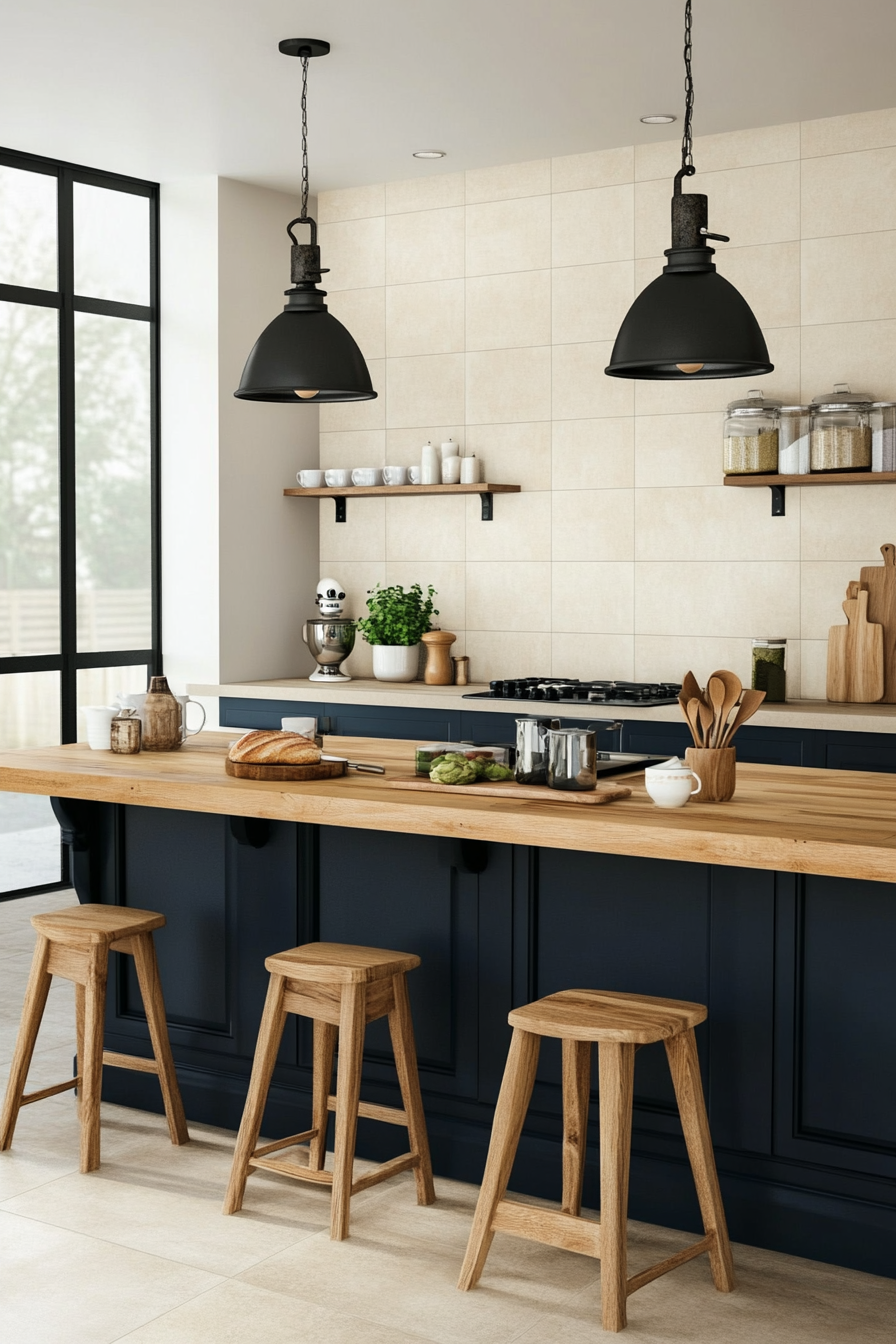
[801,108,896,159]
[551,632,634,680]
[319,360,385,432]
[552,261,634,345]
[318,216,385,291]
[465,197,551,276]
[634,412,721,488]
[800,561,869,640]
[633,138,680,184]
[551,488,634,562]
[635,122,798,184]
[635,561,800,638]
[319,183,385,223]
[799,484,896,562]
[319,429,386,471]
[716,241,801,331]
[326,288,386,360]
[385,280,465,357]
[634,178,674,259]
[634,327,800,415]
[636,162,800,258]
[385,494,466,562]
[552,146,634,193]
[466,270,551,351]
[466,347,551,424]
[317,561,386,625]
[552,342,635,419]
[799,639,829,699]
[385,208,464,285]
[384,561,466,635]
[800,321,896,401]
[466,562,551,631]
[551,562,634,634]
[464,491,551,563]
[635,484,800,563]
[465,421,552,492]
[319,496,385,563]
[465,629,552,682]
[386,353,465,428]
[465,159,551,204]
[802,232,896,325]
[552,418,634,490]
[634,634,759,691]
[552,185,634,267]
[385,174,465,215]
[802,148,896,239]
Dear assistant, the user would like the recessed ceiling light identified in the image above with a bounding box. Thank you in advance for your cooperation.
[413,150,446,159]
[640,114,676,124]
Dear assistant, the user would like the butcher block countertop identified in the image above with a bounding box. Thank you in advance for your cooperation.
[3,734,896,884]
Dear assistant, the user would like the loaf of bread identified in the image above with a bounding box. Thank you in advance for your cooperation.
[228,730,321,765]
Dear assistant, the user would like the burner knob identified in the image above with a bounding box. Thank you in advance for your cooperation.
[574,687,590,700]
[490,680,504,695]
[546,686,561,701]
[516,686,531,699]
[531,688,546,700]
[589,689,609,703]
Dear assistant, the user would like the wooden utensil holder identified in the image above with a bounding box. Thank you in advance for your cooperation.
[684,747,736,803]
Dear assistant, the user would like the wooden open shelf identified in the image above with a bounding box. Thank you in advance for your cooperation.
[723,471,896,516]
[284,481,521,522]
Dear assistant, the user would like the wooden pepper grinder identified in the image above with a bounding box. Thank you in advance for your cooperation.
[142,675,182,751]
[421,631,456,684]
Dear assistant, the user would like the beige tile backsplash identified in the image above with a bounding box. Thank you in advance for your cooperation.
[316,108,896,694]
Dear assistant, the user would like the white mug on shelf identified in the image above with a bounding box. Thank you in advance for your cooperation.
[297,469,324,488]
[643,759,702,809]
[324,468,351,487]
[408,464,422,485]
[441,455,462,484]
[174,696,206,742]
[83,706,118,750]
[382,465,408,486]
[351,467,383,487]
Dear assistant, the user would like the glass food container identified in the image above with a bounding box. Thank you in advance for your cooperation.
[752,638,786,703]
[723,390,781,475]
[777,405,810,475]
[809,384,872,472]
[870,402,896,473]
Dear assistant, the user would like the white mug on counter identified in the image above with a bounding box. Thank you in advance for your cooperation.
[297,469,325,488]
[282,716,317,737]
[119,692,147,721]
[382,465,408,486]
[644,758,702,809]
[351,467,383,487]
[83,705,118,750]
[175,695,206,742]
[324,468,351,487]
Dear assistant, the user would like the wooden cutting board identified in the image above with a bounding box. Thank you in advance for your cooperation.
[225,758,346,781]
[389,775,631,806]
[859,543,896,702]
[826,587,885,703]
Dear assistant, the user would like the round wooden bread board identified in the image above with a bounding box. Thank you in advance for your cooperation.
[225,758,346,781]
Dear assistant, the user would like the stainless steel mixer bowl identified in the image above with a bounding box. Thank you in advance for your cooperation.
[302,617,356,673]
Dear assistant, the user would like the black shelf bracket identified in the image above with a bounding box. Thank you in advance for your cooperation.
[333,496,347,523]
[480,491,494,521]
[770,484,786,516]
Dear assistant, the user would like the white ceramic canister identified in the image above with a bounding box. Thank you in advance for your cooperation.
[421,442,440,485]
[460,454,480,484]
[441,455,462,484]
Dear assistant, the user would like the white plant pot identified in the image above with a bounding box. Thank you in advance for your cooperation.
[372,643,420,682]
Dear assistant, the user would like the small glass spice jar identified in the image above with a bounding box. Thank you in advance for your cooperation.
[110,707,141,754]
[723,390,781,475]
[752,638,786,703]
[870,402,896,472]
[777,405,810,475]
[809,384,872,472]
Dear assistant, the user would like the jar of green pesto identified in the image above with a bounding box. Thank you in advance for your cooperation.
[752,638,786,702]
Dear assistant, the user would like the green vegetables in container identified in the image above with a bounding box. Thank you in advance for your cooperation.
[429,752,514,785]
[751,638,786,703]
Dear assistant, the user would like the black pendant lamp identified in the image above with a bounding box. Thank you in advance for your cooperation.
[235,39,377,403]
[605,1,772,381]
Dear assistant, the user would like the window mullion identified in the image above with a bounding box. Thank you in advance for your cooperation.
[57,168,77,743]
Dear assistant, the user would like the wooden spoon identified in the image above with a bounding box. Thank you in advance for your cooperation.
[698,699,715,748]
[708,669,743,747]
[685,696,704,747]
[719,688,766,747]
[706,676,727,748]
[681,670,706,707]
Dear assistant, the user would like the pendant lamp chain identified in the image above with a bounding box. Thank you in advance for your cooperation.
[300,54,310,219]
[681,0,695,177]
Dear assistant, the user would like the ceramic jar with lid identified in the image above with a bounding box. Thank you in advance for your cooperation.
[723,389,781,475]
[809,384,872,472]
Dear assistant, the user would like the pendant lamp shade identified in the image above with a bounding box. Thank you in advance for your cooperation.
[235,301,377,402]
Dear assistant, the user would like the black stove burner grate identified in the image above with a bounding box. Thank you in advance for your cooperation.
[463,677,682,707]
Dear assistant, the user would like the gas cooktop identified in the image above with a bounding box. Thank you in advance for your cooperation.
[463,678,682,707]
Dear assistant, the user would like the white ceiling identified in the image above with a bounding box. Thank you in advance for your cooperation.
[3,0,896,193]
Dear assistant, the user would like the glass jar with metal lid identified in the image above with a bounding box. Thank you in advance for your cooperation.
[778,405,810,475]
[723,389,780,475]
[870,402,896,472]
[809,384,872,472]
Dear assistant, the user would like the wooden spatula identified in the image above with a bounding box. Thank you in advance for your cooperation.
[708,669,743,747]
[719,689,766,746]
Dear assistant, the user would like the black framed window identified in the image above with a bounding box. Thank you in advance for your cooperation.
[0,147,160,898]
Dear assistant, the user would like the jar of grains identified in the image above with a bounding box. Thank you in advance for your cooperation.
[723,390,781,475]
[777,405,810,475]
[809,384,872,472]
[870,402,896,472]
[752,638,786,703]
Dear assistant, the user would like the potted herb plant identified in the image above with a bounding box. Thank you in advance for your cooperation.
[357,583,438,681]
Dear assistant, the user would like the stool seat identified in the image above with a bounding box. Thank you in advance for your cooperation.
[508,989,707,1043]
[32,904,166,945]
[265,941,421,984]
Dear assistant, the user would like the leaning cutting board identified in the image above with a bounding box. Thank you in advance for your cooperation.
[826,587,884,703]
[859,543,896,702]
[225,759,346,781]
[389,775,631,806]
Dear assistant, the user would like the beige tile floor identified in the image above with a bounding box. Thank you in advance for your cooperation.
[1,891,894,1344]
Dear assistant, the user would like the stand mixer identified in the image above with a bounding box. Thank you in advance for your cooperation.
[302,577,356,681]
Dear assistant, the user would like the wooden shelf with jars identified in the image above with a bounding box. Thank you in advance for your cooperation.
[723,472,896,517]
[284,482,521,522]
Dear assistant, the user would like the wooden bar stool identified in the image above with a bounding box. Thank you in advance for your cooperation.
[458,989,735,1333]
[224,941,435,1240]
[0,904,189,1173]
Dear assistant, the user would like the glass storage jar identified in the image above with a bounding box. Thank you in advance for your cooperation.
[752,638,786,703]
[809,384,872,472]
[870,402,896,472]
[777,405,810,475]
[723,390,780,475]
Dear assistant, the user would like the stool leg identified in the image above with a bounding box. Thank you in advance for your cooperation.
[75,982,86,1121]
[309,1019,337,1171]
[388,972,435,1206]
[131,933,189,1146]
[80,944,109,1173]
[0,934,53,1151]
[665,1028,736,1293]
[598,1041,636,1333]
[223,973,288,1215]
[561,1039,591,1216]
[458,1027,541,1291]
[330,981,366,1240]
